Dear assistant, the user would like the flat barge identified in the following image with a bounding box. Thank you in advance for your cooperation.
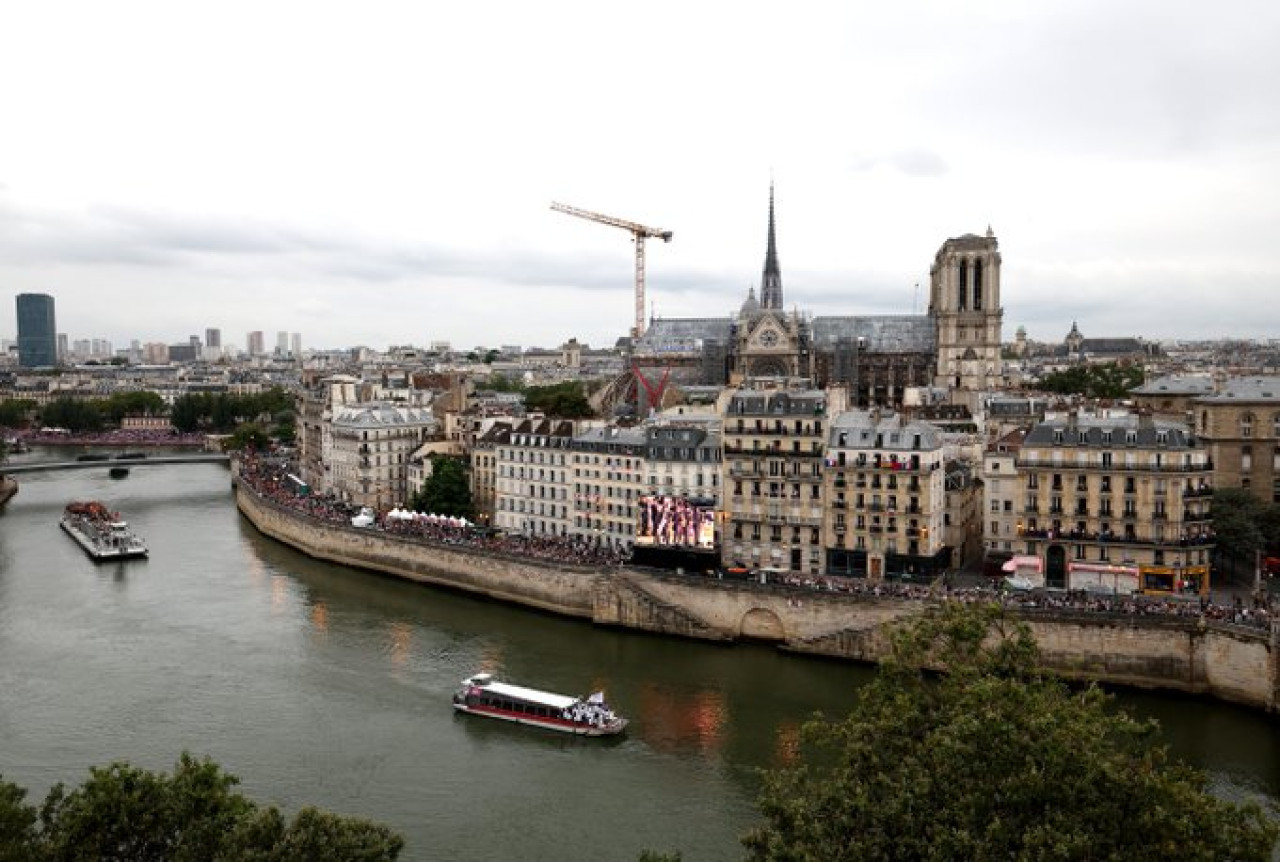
[61,501,148,561]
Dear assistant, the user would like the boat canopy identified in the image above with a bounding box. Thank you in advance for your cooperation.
[466,677,578,711]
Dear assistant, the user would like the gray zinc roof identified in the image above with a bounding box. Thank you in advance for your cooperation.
[1023,415,1197,448]
[1131,375,1216,396]
[811,315,936,352]
[1196,376,1280,402]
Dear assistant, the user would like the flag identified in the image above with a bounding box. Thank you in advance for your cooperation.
[587,691,605,704]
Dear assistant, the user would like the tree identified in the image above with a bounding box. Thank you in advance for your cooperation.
[743,602,1278,861]
[524,381,594,418]
[225,423,271,452]
[170,395,203,434]
[1037,362,1145,399]
[410,455,474,518]
[39,399,103,434]
[0,778,37,862]
[0,399,37,429]
[0,753,404,861]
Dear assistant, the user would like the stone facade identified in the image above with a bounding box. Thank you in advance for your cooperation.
[1013,412,1214,595]
[823,409,948,580]
[720,384,830,574]
[1193,377,1280,505]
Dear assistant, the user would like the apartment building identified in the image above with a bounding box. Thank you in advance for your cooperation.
[327,401,438,509]
[720,385,828,575]
[983,428,1028,561]
[493,418,578,537]
[1014,412,1213,595]
[1193,377,1280,504]
[570,425,647,550]
[823,410,948,580]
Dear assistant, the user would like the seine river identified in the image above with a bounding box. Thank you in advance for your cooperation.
[1,454,1278,860]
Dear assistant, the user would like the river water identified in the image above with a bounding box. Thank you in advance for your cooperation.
[0,454,1277,861]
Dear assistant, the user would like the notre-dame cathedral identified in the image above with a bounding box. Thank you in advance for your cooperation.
[629,187,1004,408]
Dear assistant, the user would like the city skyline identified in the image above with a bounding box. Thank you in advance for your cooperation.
[1,1,1277,351]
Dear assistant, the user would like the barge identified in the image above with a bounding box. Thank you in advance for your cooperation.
[61,501,149,561]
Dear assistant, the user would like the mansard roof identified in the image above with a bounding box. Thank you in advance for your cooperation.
[1023,415,1198,448]
[827,409,944,451]
[1195,376,1280,402]
[810,315,936,352]
[331,401,435,429]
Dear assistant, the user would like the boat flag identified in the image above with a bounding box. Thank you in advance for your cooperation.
[587,691,605,704]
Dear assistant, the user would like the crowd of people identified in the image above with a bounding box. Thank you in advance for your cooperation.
[239,454,627,568]
[17,428,207,447]
[772,569,1274,631]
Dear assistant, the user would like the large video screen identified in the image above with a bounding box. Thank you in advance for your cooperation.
[636,495,717,549]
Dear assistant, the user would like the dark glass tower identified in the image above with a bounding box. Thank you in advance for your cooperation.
[759,186,783,311]
[16,293,57,368]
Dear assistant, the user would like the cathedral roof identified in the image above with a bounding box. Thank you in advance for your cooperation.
[811,315,936,352]
[634,317,733,347]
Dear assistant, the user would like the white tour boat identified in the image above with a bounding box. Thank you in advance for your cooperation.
[452,673,628,737]
[61,501,149,561]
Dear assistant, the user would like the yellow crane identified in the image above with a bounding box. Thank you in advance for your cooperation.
[550,202,672,339]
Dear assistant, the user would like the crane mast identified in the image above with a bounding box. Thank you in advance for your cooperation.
[550,202,672,339]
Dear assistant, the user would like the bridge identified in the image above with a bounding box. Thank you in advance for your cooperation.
[2,453,230,474]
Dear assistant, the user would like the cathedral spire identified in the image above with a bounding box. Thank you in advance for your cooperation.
[760,185,783,310]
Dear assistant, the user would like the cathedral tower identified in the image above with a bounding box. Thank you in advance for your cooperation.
[929,228,1004,400]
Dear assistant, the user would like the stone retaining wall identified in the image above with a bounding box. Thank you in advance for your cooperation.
[236,484,1280,712]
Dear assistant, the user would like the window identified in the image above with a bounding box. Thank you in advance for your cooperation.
[1242,446,1253,472]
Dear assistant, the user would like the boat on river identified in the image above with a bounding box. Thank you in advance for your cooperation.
[452,673,628,737]
[60,501,148,561]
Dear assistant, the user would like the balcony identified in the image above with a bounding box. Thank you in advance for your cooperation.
[1019,528,1215,548]
[1016,458,1212,474]
[1183,485,1213,498]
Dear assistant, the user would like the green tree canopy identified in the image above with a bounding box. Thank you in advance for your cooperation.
[38,399,104,434]
[0,399,37,429]
[743,602,1278,861]
[410,454,474,519]
[0,753,403,861]
[1037,362,1145,399]
[101,391,166,424]
[524,381,595,419]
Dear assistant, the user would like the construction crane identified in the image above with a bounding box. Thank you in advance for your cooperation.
[550,202,672,339]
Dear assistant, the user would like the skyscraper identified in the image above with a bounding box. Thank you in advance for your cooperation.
[16,293,57,368]
[205,328,221,349]
[247,331,264,356]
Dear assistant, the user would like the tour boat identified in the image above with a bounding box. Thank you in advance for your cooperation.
[61,501,149,561]
[452,673,628,737]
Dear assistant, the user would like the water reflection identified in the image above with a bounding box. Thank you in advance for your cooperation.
[385,621,411,667]
[635,683,728,756]
[310,601,329,635]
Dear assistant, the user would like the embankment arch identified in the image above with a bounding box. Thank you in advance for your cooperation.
[740,607,786,641]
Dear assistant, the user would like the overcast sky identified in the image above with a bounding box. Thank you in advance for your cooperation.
[2,0,1277,353]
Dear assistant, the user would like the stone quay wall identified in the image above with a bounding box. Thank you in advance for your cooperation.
[236,484,1280,712]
